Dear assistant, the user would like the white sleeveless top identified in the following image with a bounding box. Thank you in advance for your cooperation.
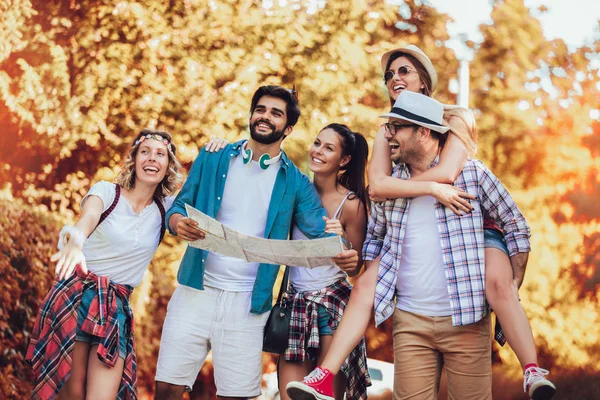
[289,192,353,292]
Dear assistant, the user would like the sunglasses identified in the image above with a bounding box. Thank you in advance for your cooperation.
[383,122,417,135]
[384,65,417,83]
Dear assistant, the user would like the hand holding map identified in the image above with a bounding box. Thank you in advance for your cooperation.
[185,204,345,268]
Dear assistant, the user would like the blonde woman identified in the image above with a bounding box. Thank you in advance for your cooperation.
[27,129,182,400]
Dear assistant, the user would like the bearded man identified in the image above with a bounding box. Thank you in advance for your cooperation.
[154,85,357,400]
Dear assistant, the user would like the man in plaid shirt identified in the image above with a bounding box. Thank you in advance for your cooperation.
[363,91,531,400]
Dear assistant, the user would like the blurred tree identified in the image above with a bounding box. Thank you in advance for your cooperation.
[2,0,599,397]
[470,0,551,188]
[468,0,600,373]
[1,0,459,208]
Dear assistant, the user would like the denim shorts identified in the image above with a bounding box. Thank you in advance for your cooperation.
[484,229,509,255]
[75,288,128,359]
[317,305,333,336]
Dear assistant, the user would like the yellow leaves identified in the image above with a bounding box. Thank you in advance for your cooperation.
[0,0,598,384]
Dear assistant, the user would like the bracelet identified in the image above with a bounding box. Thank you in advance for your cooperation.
[57,225,86,250]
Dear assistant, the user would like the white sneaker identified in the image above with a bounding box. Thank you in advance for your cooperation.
[524,367,556,400]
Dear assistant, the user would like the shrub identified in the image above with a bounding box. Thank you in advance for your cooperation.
[0,199,61,399]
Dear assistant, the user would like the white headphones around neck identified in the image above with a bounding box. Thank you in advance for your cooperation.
[241,141,282,170]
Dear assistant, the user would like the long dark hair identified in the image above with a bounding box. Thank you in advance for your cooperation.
[322,123,369,211]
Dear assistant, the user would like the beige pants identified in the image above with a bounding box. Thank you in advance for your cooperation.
[392,308,492,400]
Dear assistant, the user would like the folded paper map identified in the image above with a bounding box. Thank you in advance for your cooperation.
[185,204,344,268]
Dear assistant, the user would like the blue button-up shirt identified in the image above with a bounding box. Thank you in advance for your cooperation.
[166,140,332,314]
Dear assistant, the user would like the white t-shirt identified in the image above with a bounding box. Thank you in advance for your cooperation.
[81,181,174,287]
[204,155,280,291]
[289,193,351,292]
[395,196,452,316]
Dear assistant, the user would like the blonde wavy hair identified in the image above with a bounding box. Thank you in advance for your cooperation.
[115,129,183,199]
[442,106,478,157]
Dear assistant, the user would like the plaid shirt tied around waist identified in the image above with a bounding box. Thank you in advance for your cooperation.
[26,268,137,400]
[283,278,371,400]
[363,158,531,334]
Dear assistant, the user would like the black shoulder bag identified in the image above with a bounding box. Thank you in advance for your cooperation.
[263,267,291,354]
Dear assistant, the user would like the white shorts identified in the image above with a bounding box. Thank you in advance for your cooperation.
[155,285,270,397]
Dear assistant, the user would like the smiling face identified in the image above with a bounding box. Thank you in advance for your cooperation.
[385,56,424,101]
[249,95,291,145]
[308,128,350,175]
[384,117,422,165]
[134,138,169,186]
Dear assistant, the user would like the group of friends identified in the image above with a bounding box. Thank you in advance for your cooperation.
[26,44,557,400]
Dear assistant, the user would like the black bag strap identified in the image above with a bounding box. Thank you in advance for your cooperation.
[276,266,290,304]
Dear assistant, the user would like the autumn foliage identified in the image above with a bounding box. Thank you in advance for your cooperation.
[1,0,599,399]
[0,199,58,399]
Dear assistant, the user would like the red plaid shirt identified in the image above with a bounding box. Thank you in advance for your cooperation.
[284,279,371,400]
[26,268,137,400]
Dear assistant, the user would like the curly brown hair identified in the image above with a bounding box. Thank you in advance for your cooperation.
[115,129,183,199]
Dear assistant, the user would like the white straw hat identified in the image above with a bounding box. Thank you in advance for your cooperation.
[380,91,450,134]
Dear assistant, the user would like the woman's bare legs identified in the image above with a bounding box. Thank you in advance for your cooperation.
[85,345,125,400]
[320,258,379,374]
[59,341,90,400]
[485,248,537,367]
[279,357,313,400]
[280,335,348,400]
[317,335,346,400]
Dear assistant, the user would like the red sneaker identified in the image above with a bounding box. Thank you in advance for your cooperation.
[286,366,335,400]
[524,367,556,400]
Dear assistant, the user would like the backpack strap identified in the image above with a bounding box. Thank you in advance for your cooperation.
[97,183,121,226]
[153,196,166,244]
[91,183,166,245]
[88,184,121,237]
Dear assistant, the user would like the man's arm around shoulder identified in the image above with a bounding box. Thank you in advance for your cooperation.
[166,147,210,236]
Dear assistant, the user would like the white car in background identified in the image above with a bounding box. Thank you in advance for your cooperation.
[260,358,394,400]
[366,358,394,399]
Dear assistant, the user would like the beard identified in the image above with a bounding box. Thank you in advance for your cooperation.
[250,119,287,145]
[391,141,421,165]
